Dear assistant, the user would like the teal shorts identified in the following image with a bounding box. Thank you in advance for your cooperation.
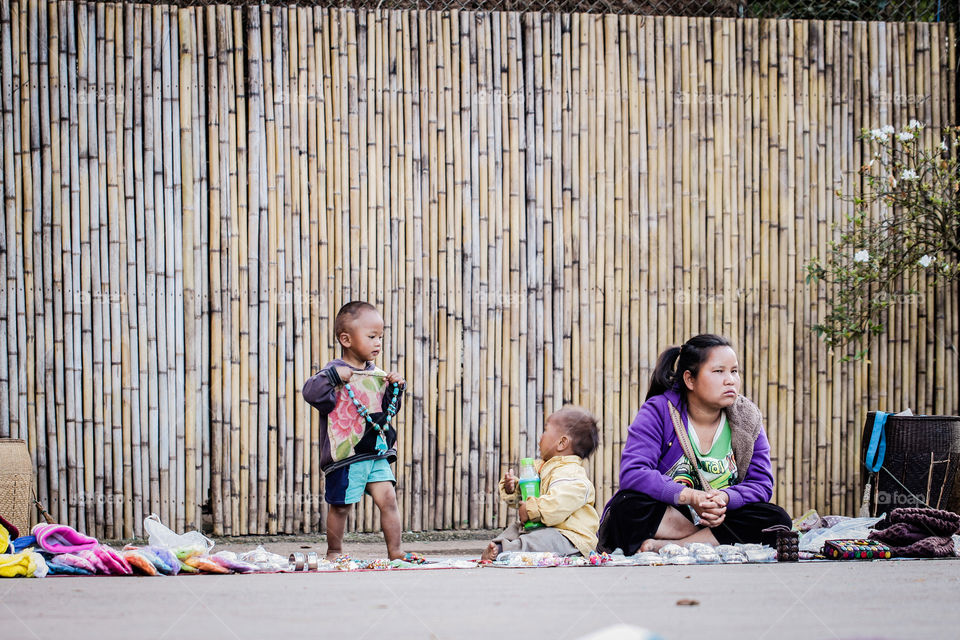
[324,458,396,505]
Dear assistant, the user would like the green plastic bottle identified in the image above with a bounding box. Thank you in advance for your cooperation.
[517,457,544,530]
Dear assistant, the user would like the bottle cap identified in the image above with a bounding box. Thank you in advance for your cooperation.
[520,457,535,466]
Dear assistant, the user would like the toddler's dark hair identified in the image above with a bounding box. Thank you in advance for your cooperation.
[551,406,599,459]
[334,301,378,344]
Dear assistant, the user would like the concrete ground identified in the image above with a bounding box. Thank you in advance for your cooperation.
[2,535,958,640]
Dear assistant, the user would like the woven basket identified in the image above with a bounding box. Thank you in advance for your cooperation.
[0,439,34,535]
[860,413,960,516]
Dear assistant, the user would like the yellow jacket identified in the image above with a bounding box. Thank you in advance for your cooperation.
[499,455,600,556]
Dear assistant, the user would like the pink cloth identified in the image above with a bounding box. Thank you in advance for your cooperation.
[32,523,99,554]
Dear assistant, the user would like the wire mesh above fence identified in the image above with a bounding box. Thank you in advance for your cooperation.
[145,0,958,22]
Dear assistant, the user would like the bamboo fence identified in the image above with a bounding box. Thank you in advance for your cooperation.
[0,1,957,537]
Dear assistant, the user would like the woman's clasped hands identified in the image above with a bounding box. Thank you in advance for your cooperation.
[680,487,729,527]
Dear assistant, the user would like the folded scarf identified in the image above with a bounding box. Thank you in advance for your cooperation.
[32,523,99,554]
[76,545,133,575]
[873,508,960,538]
[0,514,19,542]
[12,535,37,553]
[44,554,95,576]
[869,522,930,546]
[98,545,133,575]
[0,551,48,578]
[0,522,9,555]
[881,535,956,558]
[44,552,97,574]
[870,508,960,558]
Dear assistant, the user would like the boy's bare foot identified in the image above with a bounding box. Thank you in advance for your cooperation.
[480,542,500,563]
[640,538,671,553]
[326,550,342,562]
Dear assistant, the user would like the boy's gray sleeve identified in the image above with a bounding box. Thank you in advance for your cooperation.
[302,368,338,414]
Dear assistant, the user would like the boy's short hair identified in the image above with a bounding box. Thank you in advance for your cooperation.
[551,406,599,459]
[334,301,378,344]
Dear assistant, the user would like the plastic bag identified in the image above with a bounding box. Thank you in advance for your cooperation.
[210,551,261,574]
[738,543,777,563]
[239,545,289,572]
[716,545,747,564]
[657,543,689,558]
[143,514,214,554]
[799,516,881,553]
[493,551,572,567]
[687,543,720,564]
[631,552,665,566]
[792,509,824,532]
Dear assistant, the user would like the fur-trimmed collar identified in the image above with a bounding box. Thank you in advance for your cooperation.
[725,395,763,479]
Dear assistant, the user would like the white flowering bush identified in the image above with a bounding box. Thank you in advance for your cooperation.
[806,122,960,359]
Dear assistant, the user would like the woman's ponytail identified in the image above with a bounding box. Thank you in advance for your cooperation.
[645,346,682,400]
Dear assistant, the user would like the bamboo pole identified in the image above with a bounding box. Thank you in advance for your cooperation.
[46,0,65,525]
[31,0,51,530]
[260,4,278,536]
[226,4,243,536]
[104,1,124,538]
[179,5,197,532]
[194,6,211,530]
[0,0,12,444]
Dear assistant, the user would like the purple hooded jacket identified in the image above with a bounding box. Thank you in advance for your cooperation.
[618,387,775,511]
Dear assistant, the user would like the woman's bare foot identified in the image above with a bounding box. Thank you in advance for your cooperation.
[640,538,673,553]
[480,542,501,563]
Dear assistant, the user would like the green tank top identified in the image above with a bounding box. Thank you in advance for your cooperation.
[688,415,739,490]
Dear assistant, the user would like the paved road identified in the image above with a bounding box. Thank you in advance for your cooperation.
[2,540,957,640]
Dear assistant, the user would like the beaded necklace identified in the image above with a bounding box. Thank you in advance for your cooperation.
[345,380,402,453]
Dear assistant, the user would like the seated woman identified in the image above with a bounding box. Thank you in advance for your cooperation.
[597,334,791,554]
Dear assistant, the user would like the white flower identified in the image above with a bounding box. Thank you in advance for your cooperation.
[881,124,895,135]
[918,255,934,268]
[854,250,871,263]
[940,140,949,152]
[908,119,923,130]
[897,131,914,142]
[900,169,919,181]
[869,128,889,143]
